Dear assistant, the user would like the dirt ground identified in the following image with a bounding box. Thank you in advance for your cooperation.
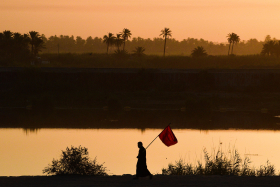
[1,175,280,187]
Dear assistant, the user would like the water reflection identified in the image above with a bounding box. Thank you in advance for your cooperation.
[23,128,40,135]
[1,128,280,176]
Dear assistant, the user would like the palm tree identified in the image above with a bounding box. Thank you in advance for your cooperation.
[13,32,29,54]
[103,33,116,54]
[231,33,240,55]
[227,33,234,55]
[33,37,44,56]
[29,31,40,56]
[132,46,145,56]
[227,33,240,55]
[160,28,172,56]
[115,34,123,51]
[191,46,208,57]
[121,28,131,51]
[2,30,14,56]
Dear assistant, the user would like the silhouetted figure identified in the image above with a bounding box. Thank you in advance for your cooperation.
[134,142,153,179]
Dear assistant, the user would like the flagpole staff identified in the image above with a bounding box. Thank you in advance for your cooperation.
[145,135,159,150]
[145,123,171,150]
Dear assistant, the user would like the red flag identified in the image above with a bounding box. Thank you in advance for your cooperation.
[159,125,178,146]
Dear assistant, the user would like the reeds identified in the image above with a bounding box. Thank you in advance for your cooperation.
[162,146,276,176]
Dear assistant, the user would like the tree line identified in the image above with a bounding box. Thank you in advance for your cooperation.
[0,30,44,62]
[261,40,280,57]
[41,30,270,56]
[1,29,279,59]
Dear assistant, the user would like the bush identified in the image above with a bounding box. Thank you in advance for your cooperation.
[257,160,275,177]
[162,145,276,176]
[162,159,194,175]
[191,46,208,58]
[43,146,107,176]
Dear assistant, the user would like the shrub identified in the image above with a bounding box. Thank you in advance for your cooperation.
[162,145,276,176]
[162,159,194,175]
[257,160,275,177]
[191,46,208,58]
[114,49,129,59]
[43,146,107,176]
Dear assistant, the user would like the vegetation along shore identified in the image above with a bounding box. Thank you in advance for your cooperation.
[1,29,280,68]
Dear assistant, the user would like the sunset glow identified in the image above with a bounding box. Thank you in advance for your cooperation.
[1,0,280,42]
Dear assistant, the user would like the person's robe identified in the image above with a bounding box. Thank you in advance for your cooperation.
[136,146,151,177]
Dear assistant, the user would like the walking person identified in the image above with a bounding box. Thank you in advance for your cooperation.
[134,142,153,179]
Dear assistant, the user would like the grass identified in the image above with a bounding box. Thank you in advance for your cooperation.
[162,145,276,176]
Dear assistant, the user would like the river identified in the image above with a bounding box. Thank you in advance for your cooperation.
[1,128,280,176]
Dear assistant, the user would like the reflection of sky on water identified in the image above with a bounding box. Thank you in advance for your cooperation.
[0,128,280,176]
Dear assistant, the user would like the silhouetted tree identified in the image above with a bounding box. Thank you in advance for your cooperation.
[191,46,208,57]
[85,36,94,52]
[0,30,31,61]
[1,30,13,57]
[121,28,132,51]
[76,36,85,52]
[261,40,280,57]
[43,146,107,176]
[275,41,280,57]
[115,34,123,51]
[227,33,234,55]
[29,31,44,56]
[39,32,267,55]
[33,38,44,56]
[261,40,275,56]
[231,33,240,55]
[264,35,272,43]
[13,32,30,56]
[114,49,129,59]
[160,28,172,56]
[29,31,39,55]
[3,30,13,39]
[103,33,116,54]
[132,46,145,56]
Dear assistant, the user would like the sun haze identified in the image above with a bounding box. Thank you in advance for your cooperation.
[1,0,280,42]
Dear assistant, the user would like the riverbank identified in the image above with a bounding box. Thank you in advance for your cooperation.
[1,175,280,187]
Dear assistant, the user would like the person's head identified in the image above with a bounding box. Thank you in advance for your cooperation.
[138,141,143,148]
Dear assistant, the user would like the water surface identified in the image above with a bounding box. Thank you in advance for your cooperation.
[1,128,279,176]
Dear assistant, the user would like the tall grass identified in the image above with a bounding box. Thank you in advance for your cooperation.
[162,145,276,176]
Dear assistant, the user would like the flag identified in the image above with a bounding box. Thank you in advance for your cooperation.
[159,125,178,147]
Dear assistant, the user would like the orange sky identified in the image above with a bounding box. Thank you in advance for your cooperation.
[1,0,280,43]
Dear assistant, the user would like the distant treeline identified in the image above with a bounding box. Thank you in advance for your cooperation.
[42,34,266,55]
[1,29,279,61]
[0,30,44,64]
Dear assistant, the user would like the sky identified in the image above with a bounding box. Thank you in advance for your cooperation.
[1,0,280,43]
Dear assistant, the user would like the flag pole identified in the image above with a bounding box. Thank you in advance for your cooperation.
[145,135,159,150]
[145,123,171,150]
